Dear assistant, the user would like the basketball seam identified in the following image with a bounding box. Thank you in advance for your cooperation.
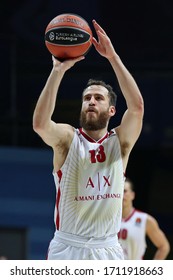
[45,41,92,47]
[45,26,92,36]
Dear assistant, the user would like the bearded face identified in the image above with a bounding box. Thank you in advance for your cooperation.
[80,107,110,131]
[80,85,115,131]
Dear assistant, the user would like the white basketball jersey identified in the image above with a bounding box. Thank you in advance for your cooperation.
[53,128,124,238]
[118,209,148,259]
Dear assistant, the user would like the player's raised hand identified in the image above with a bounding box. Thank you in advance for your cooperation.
[52,55,85,72]
[92,20,116,59]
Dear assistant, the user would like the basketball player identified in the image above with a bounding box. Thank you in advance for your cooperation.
[33,20,144,260]
[118,178,170,259]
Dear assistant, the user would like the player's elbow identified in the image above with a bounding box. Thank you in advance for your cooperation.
[32,114,45,135]
[136,96,144,116]
[159,240,171,259]
[164,240,171,256]
[129,96,144,118]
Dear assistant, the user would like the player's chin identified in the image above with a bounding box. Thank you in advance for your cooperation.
[86,115,98,122]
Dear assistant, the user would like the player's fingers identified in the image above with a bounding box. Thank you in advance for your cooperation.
[92,20,107,35]
[92,37,99,48]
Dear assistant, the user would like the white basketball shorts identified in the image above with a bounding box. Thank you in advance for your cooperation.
[47,230,124,260]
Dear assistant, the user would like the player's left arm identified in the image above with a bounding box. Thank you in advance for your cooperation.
[92,20,144,167]
[146,215,170,259]
[110,53,144,164]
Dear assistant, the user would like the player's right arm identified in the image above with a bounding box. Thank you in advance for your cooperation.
[146,214,170,259]
[33,56,85,169]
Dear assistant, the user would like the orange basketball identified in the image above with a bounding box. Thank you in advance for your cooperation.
[45,13,93,60]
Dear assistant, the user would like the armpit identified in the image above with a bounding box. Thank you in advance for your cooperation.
[120,141,131,157]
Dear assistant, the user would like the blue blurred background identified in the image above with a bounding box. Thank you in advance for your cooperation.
[0,0,173,259]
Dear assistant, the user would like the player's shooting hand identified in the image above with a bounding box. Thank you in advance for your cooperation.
[92,20,116,59]
[52,56,85,72]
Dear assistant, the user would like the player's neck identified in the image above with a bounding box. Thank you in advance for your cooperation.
[122,205,134,220]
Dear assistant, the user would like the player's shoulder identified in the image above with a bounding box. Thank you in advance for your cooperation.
[134,209,148,218]
[146,213,158,224]
[146,214,160,234]
[55,123,74,133]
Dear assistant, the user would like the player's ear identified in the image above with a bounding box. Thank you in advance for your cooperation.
[109,106,116,116]
[132,191,135,201]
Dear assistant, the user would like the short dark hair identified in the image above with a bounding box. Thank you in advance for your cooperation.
[125,177,135,192]
[83,79,117,106]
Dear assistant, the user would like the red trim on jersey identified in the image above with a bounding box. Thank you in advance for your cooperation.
[109,129,115,137]
[123,208,136,222]
[55,170,62,230]
[123,208,145,222]
[79,128,109,143]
